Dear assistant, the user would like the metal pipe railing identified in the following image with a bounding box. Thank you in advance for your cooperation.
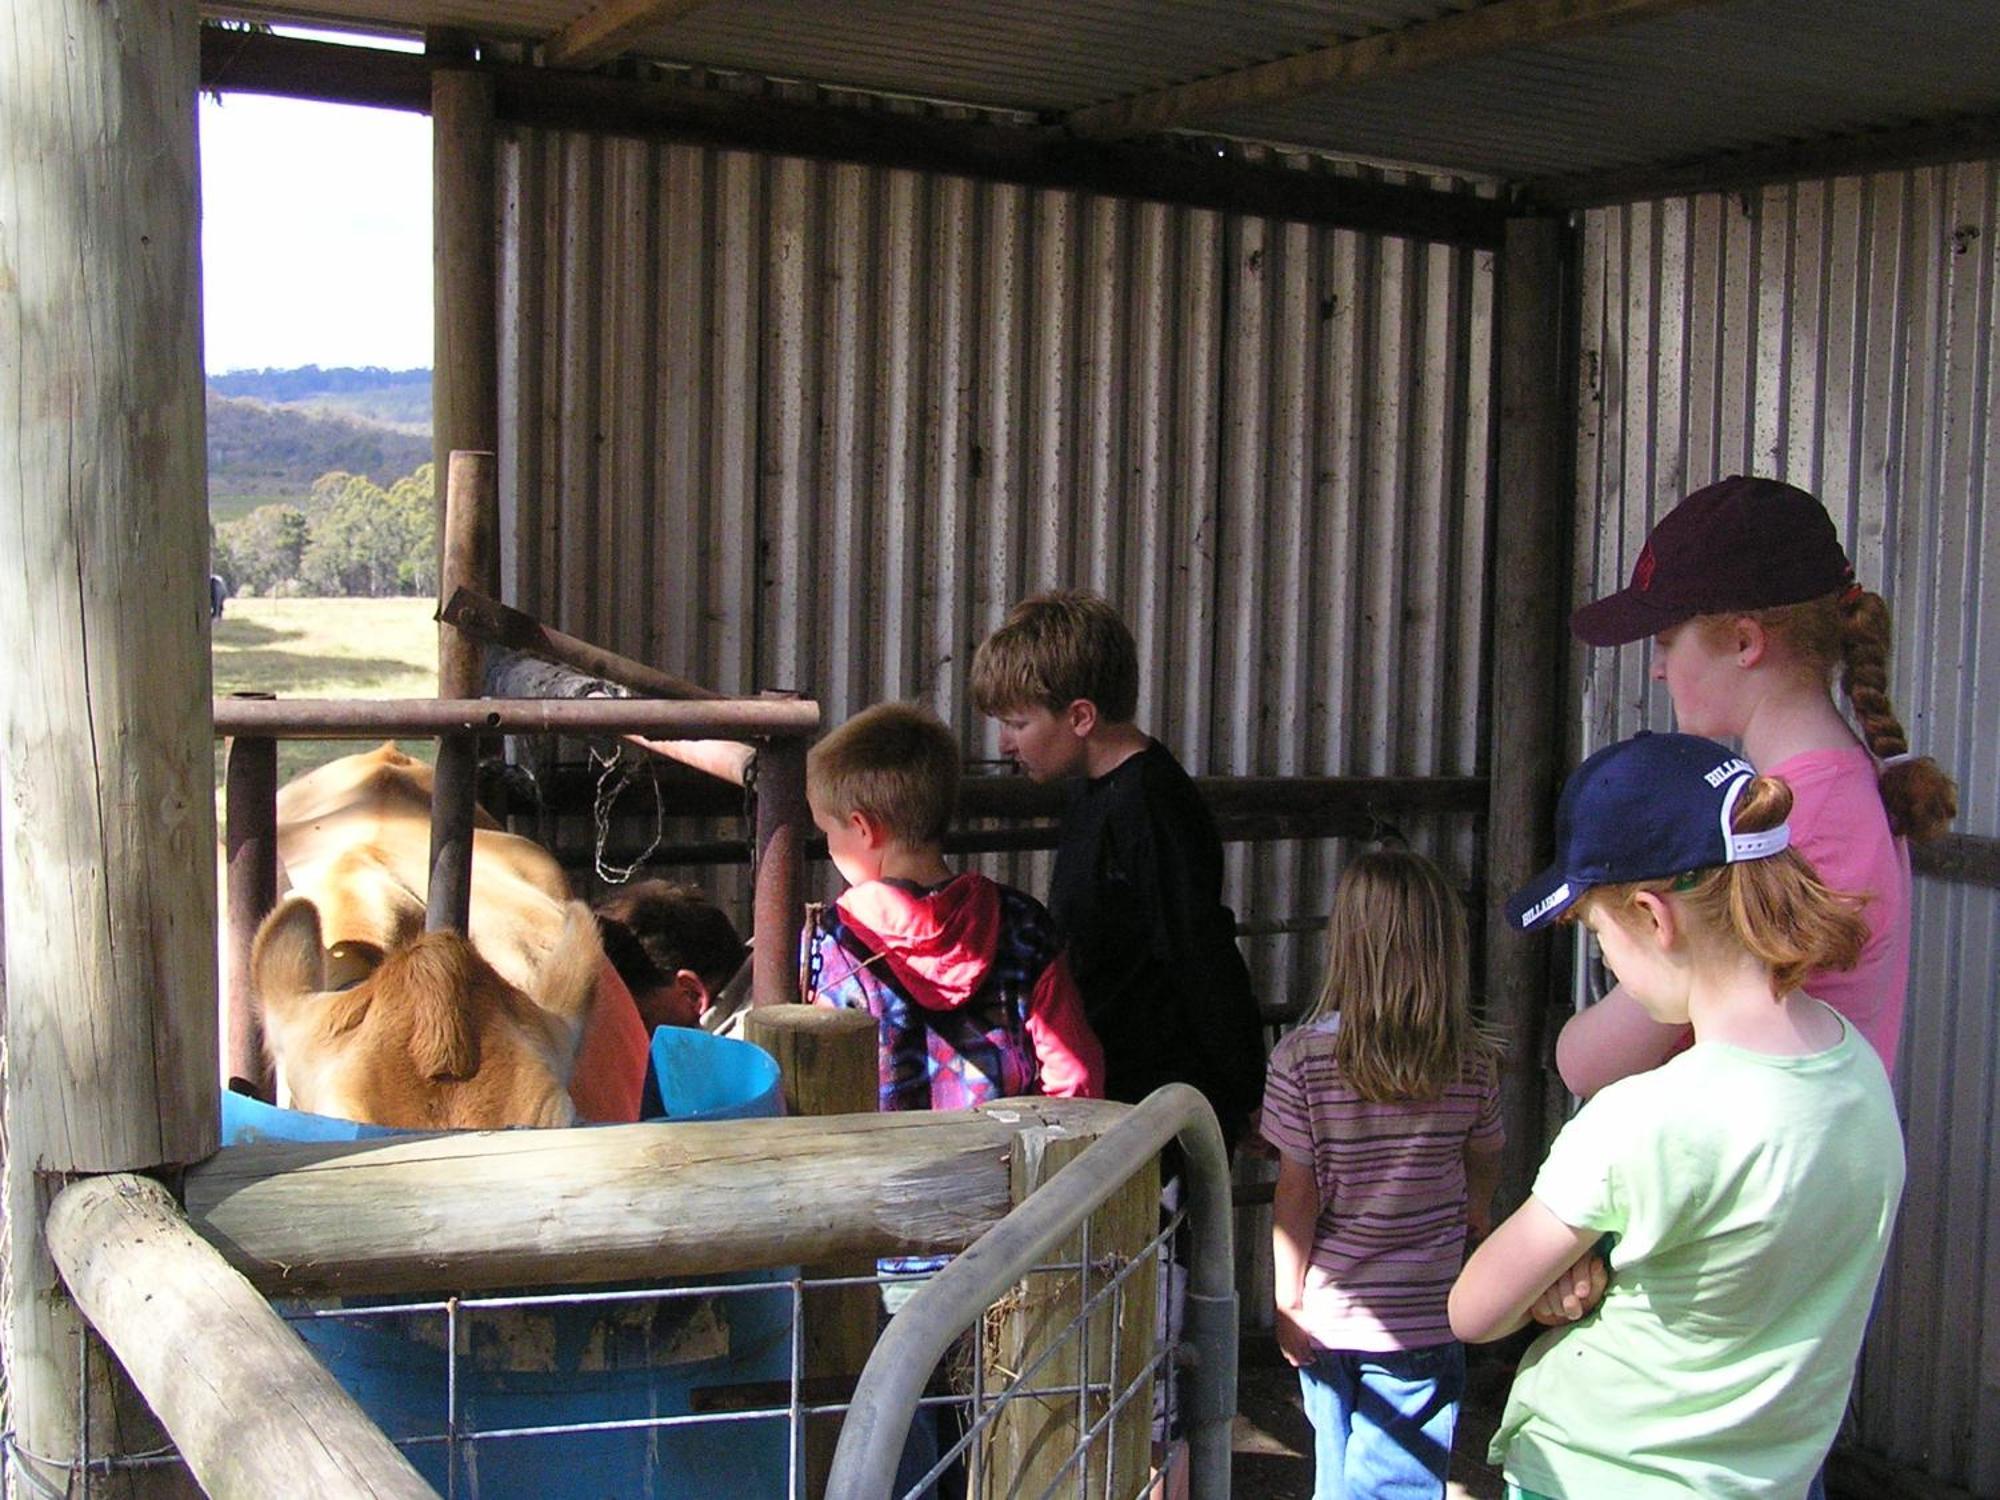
[827,1084,1236,1500]
[211,695,819,740]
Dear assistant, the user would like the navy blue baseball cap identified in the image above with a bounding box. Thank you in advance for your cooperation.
[1507,732,1792,931]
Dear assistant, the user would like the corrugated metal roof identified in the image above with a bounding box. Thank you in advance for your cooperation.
[205,0,2000,185]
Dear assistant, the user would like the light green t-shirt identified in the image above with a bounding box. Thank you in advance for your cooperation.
[1493,1017,1904,1499]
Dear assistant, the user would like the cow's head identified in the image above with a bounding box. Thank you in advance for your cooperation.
[251,896,602,1130]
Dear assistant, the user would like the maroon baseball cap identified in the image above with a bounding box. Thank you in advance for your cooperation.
[1571,475,1854,646]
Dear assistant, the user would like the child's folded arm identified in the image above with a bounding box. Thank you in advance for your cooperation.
[1448,1195,1601,1343]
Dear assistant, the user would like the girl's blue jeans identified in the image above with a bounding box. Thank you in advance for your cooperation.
[1297,1341,1464,1500]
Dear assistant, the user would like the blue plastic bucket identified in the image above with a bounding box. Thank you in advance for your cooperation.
[224,1029,796,1498]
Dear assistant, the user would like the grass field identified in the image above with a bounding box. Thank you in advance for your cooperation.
[212,595,438,786]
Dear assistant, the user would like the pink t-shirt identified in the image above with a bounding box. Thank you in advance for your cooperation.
[1260,1021,1502,1352]
[1773,747,1912,1077]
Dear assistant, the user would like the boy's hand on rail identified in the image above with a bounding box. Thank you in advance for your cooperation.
[1528,1251,1607,1325]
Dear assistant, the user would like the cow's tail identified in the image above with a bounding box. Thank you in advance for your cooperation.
[536,900,602,1062]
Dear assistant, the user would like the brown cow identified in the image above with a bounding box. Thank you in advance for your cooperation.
[249,744,605,1129]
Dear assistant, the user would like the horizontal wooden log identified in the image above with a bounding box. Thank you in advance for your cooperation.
[183,1099,1135,1299]
[1912,832,2000,891]
[538,768,1489,826]
[210,695,819,740]
[486,649,755,787]
[47,1174,435,1500]
[445,586,720,701]
[196,28,1507,248]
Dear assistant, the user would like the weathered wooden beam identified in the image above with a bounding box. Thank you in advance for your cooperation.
[742,1006,880,1498]
[982,1110,1157,1496]
[752,738,812,1009]
[1913,832,2000,891]
[181,1101,1135,1300]
[210,694,821,739]
[444,586,721,701]
[547,0,726,70]
[196,28,1507,248]
[224,713,279,1099]
[47,1175,437,1500]
[1065,0,1722,139]
[485,649,756,787]
[1530,110,2000,209]
[1483,216,1571,1213]
[438,456,498,700]
[432,68,498,503]
[3,0,219,1482]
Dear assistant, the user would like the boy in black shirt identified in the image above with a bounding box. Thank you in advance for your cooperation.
[970,590,1265,1150]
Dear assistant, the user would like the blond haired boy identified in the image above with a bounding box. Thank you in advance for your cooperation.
[803,701,1103,1113]
[971,591,1265,1148]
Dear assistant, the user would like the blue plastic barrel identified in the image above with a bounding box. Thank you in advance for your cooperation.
[223,1029,795,1499]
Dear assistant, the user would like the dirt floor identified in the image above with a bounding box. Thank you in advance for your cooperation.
[1231,1333,1512,1499]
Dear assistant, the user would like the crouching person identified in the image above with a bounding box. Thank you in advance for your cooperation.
[1451,733,1904,1499]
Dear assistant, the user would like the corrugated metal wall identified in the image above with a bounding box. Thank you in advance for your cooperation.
[1573,160,2000,1495]
[496,120,1498,1017]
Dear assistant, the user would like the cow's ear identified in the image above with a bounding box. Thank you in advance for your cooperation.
[251,897,328,1016]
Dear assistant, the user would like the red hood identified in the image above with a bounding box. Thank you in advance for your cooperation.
[835,874,1000,1010]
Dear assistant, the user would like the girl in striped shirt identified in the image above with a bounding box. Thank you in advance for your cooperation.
[1262,850,1504,1500]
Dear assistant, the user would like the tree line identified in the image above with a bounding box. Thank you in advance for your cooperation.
[213,465,436,598]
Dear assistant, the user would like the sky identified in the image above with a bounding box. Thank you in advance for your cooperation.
[199,33,434,374]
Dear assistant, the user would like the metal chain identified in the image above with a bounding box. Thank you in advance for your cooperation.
[588,742,664,885]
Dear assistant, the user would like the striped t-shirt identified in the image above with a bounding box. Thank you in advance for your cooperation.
[1261,1019,1503,1352]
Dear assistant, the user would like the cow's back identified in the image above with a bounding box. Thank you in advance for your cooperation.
[275,744,572,994]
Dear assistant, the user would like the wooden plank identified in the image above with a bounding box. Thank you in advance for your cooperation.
[742,1006,881,1499]
[47,1175,436,1500]
[547,0,726,70]
[981,1113,1158,1496]
[181,1102,1136,1299]
[485,649,756,786]
[224,717,279,1098]
[443,586,723,701]
[195,29,1508,249]
[3,0,219,1482]
[751,739,812,1010]
[438,454,499,699]
[1482,216,1570,1212]
[1065,0,1722,139]
[1912,832,2000,891]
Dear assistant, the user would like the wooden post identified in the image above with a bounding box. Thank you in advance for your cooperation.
[742,1006,881,1498]
[1484,214,1572,1210]
[47,1175,437,1500]
[752,737,812,1010]
[437,450,498,698]
[223,707,279,1098]
[431,65,498,560]
[0,0,219,1489]
[430,451,494,933]
[981,1116,1158,1498]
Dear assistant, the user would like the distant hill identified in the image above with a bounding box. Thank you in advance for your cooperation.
[209,365,433,432]
[207,391,432,516]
